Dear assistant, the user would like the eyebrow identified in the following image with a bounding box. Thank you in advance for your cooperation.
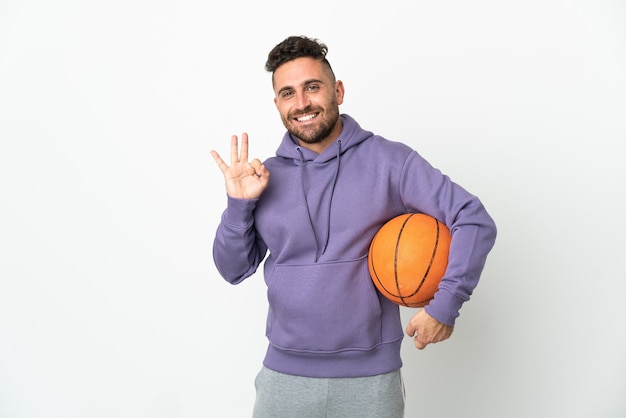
[277,78,325,96]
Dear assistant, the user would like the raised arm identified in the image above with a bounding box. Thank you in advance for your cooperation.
[211,133,270,284]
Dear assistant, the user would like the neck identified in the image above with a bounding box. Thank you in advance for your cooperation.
[298,118,343,154]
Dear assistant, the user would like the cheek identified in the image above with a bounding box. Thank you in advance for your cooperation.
[274,101,287,116]
[278,106,291,119]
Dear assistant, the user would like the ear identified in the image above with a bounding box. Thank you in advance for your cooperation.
[335,80,345,105]
[273,96,279,109]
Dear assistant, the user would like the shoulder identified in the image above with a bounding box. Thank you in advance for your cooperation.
[359,135,417,163]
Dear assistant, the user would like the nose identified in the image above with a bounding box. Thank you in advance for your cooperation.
[295,91,311,110]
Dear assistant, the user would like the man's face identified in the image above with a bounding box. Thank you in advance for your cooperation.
[273,57,345,151]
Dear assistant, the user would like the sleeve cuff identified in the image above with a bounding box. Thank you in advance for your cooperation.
[423,288,466,326]
[223,195,259,226]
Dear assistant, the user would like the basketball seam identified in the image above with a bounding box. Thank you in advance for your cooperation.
[394,214,412,306]
[396,216,441,306]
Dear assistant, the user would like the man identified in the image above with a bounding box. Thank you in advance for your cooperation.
[211,35,496,418]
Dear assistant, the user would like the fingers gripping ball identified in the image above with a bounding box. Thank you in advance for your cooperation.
[368,213,451,307]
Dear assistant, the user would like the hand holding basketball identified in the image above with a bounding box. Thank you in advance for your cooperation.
[211,133,270,199]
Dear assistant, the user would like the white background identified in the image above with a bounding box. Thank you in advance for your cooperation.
[1,1,625,417]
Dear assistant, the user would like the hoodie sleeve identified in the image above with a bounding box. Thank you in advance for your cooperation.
[212,196,268,284]
[400,151,497,326]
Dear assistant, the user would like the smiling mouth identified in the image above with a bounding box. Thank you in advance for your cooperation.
[294,113,319,122]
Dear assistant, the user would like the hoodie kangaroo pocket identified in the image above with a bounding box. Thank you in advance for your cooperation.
[266,257,382,353]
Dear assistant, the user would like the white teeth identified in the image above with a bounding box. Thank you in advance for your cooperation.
[296,114,316,122]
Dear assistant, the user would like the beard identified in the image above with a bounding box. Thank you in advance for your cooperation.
[281,101,340,145]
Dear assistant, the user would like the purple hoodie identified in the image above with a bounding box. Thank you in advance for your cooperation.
[213,114,496,378]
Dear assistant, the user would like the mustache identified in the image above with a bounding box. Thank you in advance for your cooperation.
[289,106,321,119]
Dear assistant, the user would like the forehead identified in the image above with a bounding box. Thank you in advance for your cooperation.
[272,57,330,90]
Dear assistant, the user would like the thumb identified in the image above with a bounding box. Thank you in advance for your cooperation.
[405,323,417,337]
[414,334,428,350]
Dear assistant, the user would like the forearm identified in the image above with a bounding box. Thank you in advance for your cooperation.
[212,196,267,284]
[425,210,497,325]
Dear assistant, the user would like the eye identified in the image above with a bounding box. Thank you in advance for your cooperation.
[306,84,320,92]
[281,90,294,99]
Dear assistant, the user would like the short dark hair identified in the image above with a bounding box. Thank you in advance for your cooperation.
[265,35,335,80]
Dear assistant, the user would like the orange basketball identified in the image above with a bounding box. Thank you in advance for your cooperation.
[368,213,451,307]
